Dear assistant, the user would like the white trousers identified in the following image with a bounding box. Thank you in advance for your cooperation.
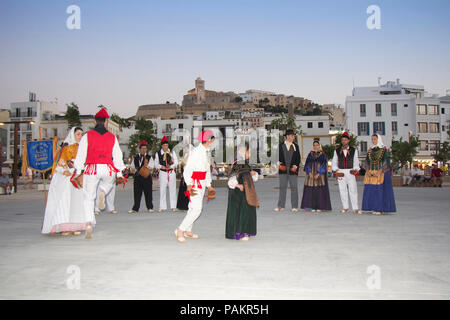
[402,176,412,185]
[83,165,116,225]
[95,181,116,212]
[337,169,359,210]
[178,181,206,232]
[159,170,177,210]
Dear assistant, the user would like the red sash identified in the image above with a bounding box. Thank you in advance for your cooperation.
[191,171,206,189]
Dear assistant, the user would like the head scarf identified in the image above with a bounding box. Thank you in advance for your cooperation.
[64,127,80,145]
[370,133,385,149]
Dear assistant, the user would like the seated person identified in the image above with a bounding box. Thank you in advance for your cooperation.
[431,164,443,187]
[0,172,12,194]
[423,165,432,185]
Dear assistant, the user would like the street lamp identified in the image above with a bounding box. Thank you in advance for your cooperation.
[0,120,35,193]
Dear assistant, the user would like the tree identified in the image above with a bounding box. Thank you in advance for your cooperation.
[322,144,335,161]
[270,113,303,137]
[234,96,243,103]
[128,118,157,157]
[110,113,131,130]
[390,135,419,168]
[433,141,450,164]
[65,103,81,129]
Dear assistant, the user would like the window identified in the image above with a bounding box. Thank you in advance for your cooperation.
[15,108,20,117]
[27,107,33,117]
[404,104,408,108]
[392,121,398,135]
[373,122,385,135]
[428,105,439,115]
[417,104,427,115]
[360,104,366,117]
[318,122,323,128]
[442,108,445,114]
[375,104,382,116]
[419,140,428,151]
[418,122,428,133]
[53,128,58,137]
[360,141,368,153]
[391,103,397,116]
[307,122,313,128]
[429,140,440,151]
[178,123,183,129]
[429,123,440,133]
[357,122,370,136]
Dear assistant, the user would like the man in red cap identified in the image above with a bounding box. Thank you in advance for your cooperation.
[174,130,215,242]
[73,107,126,238]
[331,131,360,214]
[155,136,178,212]
[128,140,155,213]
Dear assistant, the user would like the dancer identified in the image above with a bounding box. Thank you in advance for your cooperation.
[176,144,193,211]
[155,136,178,212]
[225,145,259,241]
[331,132,360,214]
[128,140,155,213]
[300,140,332,212]
[73,108,126,238]
[361,134,396,215]
[274,129,301,212]
[174,130,215,242]
[95,182,117,215]
[42,127,86,236]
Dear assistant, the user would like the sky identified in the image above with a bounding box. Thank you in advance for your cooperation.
[0,0,449,117]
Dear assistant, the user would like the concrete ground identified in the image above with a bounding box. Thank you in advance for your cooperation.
[0,177,449,300]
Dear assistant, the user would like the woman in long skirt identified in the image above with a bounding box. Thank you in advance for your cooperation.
[362,134,397,215]
[176,144,192,211]
[42,127,91,236]
[225,146,259,241]
[301,140,332,212]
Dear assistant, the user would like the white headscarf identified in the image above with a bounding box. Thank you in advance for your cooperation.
[370,133,385,149]
[63,127,80,145]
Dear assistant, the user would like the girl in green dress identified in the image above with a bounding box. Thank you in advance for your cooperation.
[225,146,260,241]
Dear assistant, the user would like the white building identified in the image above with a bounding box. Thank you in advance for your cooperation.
[6,94,60,161]
[345,80,447,163]
[439,91,450,144]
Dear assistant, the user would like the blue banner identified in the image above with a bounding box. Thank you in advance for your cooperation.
[26,140,54,172]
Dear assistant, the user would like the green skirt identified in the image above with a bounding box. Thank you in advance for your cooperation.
[225,185,257,240]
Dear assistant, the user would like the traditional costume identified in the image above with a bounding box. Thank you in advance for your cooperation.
[95,182,117,214]
[176,130,214,240]
[155,136,178,211]
[276,129,301,211]
[42,127,87,234]
[300,148,332,212]
[361,134,396,214]
[73,108,126,238]
[129,141,155,213]
[331,132,360,213]
[176,144,193,211]
[225,147,259,240]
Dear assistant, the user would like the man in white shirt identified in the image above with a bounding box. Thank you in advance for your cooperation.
[174,130,215,242]
[401,165,412,186]
[155,136,178,212]
[331,132,360,214]
[73,108,126,238]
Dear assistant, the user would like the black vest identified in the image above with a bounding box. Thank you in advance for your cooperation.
[134,154,151,174]
[336,146,355,169]
[157,151,173,172]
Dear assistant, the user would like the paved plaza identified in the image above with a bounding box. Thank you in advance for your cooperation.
[0,177,449,299]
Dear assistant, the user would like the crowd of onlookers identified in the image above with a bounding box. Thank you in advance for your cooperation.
[401,164,447,187]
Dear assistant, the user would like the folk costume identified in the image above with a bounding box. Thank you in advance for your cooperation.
[300,148,332,212]
[176,144,193,211]
[276,129,301,211]
[129,140,155,212]
[42,127,87,234]
[73,108,126,237]
[95,182,117,214]
[155,136,178,211]
[361,134,396,214]
[177,130,213,236]
[225,147,259,240]
[331,132,360,213]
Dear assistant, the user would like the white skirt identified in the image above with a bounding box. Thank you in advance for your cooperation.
[41,169,94,234]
